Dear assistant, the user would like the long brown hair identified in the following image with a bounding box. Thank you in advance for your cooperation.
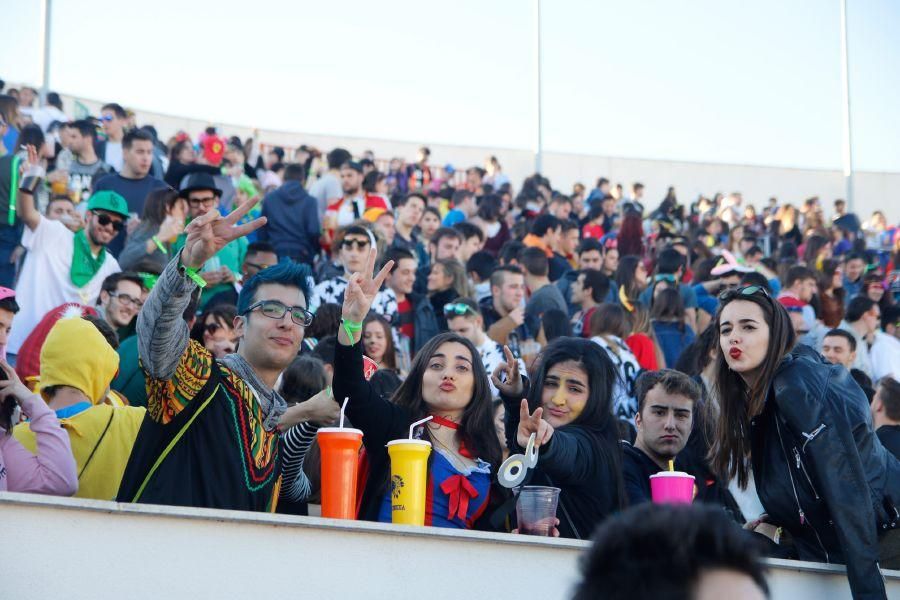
[363,313,397,370]
[390,332,502,469]
[709,288,796,487]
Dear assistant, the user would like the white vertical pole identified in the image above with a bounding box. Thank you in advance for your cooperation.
[534,0,543,175]
[39,0,52,103]
[839,0,854,212]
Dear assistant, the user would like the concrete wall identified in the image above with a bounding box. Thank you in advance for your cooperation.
[3,492,899,599]
[60,91,900,221]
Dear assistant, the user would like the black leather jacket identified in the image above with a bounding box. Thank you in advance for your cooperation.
[752,345,900,599]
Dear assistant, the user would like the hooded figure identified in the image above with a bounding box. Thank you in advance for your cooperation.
[14,316,145,500]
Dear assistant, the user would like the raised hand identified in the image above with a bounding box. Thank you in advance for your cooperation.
[0,361,35,405]
[490,345,524,397]
[342,247,393,324]
[517,398,554,449]
[181,201,266,270]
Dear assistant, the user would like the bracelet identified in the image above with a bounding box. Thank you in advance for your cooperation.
[151,235,168,255]
[176,252,208,289]
[341,318,363,341]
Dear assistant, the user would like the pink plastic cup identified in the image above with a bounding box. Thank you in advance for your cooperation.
[649,471,695,504]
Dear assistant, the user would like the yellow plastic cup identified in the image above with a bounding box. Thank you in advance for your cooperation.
[386,439,432,525]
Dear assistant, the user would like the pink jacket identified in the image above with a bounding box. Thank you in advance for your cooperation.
[0,394,78,495]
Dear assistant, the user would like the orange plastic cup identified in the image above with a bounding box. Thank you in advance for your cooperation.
[317,427,363,519]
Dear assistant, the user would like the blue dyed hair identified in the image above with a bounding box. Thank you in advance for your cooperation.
[237,261,313,315]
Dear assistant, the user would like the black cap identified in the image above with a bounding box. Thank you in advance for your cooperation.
[179,172,222,198]
[342,160,364,174]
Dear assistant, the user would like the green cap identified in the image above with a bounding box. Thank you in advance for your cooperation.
[86,191,130,218]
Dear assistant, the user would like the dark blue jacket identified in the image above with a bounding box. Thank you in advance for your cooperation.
[258,181,320,265]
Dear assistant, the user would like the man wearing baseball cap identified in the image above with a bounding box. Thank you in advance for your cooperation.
[9,167,125,360]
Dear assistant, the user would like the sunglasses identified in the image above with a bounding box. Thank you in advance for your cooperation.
[242,300,314,327]
[341,238,371,250]
[444,302,477,317]
[188,196,218,207]
[93,211,124,231]
[98,115,114,122]
[244,262,271,272]
[719,284,771,302]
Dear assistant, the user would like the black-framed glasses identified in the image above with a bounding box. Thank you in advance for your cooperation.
[109,291,143,308]
[241,300,314,327]
[444,302,477,317]
[341,238,371,250]
[719,284,771,302]
[93,211,125,231]
[188,196,217,208]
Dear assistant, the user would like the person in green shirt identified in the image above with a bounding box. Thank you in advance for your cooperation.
[172,173,246,308]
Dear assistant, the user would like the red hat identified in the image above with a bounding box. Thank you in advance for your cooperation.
[16,304,98,389]
[202,134,226,166]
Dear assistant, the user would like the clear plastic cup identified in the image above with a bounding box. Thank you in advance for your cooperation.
[516,485,560,536]
[649,471,695,504]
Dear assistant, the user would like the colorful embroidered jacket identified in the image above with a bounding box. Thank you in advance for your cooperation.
[116,257,281,511]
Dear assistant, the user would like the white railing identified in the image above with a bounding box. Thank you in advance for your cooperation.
[2,492,899,599]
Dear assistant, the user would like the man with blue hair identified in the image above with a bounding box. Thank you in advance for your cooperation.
[117,201,311,511]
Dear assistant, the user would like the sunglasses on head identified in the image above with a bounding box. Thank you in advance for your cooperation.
[341,238,370,250]
[444,302,477,317]
[719,284,771,302]
[93,211,124,231]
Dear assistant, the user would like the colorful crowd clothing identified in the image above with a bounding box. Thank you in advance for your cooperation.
[116,256,284,511]
[8,216,121,355]
[15,402,144,500]
[332,339,493,528]
[1,392,78,495]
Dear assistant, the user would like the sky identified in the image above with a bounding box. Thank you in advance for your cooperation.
[1,0,898,172]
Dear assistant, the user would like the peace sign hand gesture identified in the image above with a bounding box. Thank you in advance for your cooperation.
[181,201,266,270]
[342,247,394,323]
[517,398,554,450]
[490,345,524,397]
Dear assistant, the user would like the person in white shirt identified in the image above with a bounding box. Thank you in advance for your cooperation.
[445,297,525,399]
[9,150,125,357]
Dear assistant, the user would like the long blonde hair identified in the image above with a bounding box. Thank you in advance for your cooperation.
[432,258,473,299]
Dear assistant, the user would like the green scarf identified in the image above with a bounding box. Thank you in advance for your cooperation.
[70,229,106,288]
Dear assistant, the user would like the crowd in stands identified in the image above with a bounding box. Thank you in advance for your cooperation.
[3,82,900,598]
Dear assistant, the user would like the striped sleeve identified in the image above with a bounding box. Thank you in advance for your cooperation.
[279,421,319,502]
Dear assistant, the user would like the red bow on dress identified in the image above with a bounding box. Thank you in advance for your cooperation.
[440,474,479,522]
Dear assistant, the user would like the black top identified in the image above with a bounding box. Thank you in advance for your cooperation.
[877,425,900,461]
[621,442,664,506]
[501,381,622,539]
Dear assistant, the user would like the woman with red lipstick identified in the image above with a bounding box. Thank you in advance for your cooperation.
[493,337,626,539]
[332,248,503,529]
[712,285,900,599]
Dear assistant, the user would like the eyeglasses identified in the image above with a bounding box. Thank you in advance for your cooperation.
[98,115,114,122]
[188,196,217,208]
[241,300,314,327]
[444,302,477,317]
[719,284,772,302]
[109,291,143,308]
[244,262,271,273]
[341,238,371,250]
[93,211,125,231]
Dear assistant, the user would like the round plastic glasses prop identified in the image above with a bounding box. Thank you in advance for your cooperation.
[498,432,539,488]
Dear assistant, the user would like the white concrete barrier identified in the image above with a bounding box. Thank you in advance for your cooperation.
[2,492,898,599]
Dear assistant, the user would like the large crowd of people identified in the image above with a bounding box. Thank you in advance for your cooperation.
[3,82,900,598]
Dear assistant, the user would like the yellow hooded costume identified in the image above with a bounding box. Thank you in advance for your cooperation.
[14,316,146,500]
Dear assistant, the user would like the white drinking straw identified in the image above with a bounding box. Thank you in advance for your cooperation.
[409,415,433,439]
[339,397,349,429]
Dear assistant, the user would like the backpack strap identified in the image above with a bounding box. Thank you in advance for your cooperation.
[131,381,220,502]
